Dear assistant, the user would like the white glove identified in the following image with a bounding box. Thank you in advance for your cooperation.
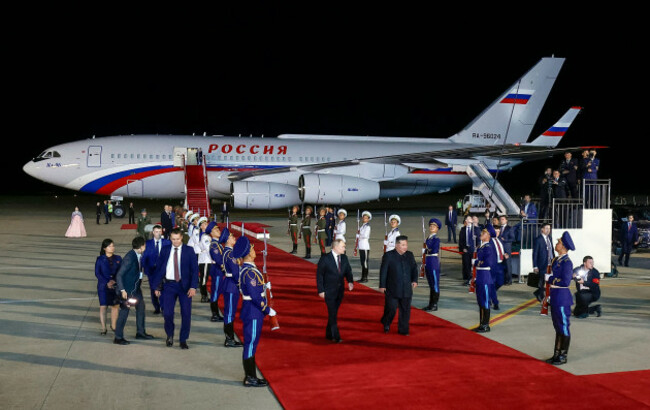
[265,282,272,290]
[356,234,360,239]
[422,248,426,254]
[268,308,277,317]
[383,240,388,246]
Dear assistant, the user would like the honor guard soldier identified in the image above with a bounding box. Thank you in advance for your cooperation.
[316,207,328,256]
[546,232,575,365]
[301,206,313,259]
[385,215,401,252]
[186,213,199,248]
[422,218,442,311]
[334,209,347,242]
[325,206,335,247]
[191,216,207,261]
[221,228,244,347]
[136,209,151,239]
[197,218,212,302]
[489,224,506,310]
[288,205,300,254]
[471,225,497,333]
[208,223,225,322]
[234,236,278,387]
[357,211,372,283]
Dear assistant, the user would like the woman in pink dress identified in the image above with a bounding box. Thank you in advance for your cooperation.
[65,206,87,238]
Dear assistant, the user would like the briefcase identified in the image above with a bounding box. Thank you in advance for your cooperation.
[527,271,540,288]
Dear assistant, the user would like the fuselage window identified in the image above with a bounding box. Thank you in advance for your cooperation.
[111,154,115,159]
[130,154,134,159]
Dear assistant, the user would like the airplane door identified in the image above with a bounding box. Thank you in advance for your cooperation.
[127,180,143,197]
[173,147,187,167]
[87,146,102,167]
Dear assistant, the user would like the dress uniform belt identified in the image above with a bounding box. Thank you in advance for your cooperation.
[425,253,439,257]
[476,267,490,270]
[242,295,252,301]
[550,285,570,289]
[225,273,233,277]
[318,229,326,232]
[290,224,297,225]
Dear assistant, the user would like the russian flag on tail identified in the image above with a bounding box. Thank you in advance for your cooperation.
[500,89,535,104]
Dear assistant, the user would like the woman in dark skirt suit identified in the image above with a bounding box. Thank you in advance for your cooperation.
[95,239,122,335]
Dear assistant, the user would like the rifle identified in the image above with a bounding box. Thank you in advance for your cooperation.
[469,249,477,294]
[420,216,426,278]
[262,230,280,331]
[298,205,303,240]
[540,264,552,316]
[384,211,388,253]
[353,209,360,257]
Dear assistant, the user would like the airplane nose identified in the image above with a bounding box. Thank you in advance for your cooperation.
[23,160,36,178]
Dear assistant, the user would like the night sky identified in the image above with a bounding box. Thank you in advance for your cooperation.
[6,10,643,197]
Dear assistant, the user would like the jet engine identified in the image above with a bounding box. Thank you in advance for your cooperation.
[230,181,300,210]
[299,174,380,205]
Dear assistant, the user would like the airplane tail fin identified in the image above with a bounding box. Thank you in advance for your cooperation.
[449,57,565,146]
[528,106,582,147]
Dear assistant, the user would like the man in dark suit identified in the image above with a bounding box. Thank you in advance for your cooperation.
[559,151,579,198]
[379,235,418,335]
[619,214,639,267]
[498,215,516,285]
[160,205,174,240]
[114,236,154,345]
[142,225,171,314]
[445,205,458,243]
[532,223,554,302]
[153,228,199,349]
[573,256,601,318]
[458,215,480,286]
[316,239,354,343]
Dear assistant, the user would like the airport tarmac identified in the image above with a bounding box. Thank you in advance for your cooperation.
[1,195,649,409]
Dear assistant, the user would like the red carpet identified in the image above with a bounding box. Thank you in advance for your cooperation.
[120,224,136,230]
[234,236,649,409]
[581,370,650,408]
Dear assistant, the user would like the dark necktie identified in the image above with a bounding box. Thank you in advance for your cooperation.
[156,240,160,254]
[174,247,180,282]
[467,227,470,247]
[337,254,341,274]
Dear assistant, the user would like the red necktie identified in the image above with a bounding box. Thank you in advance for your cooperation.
[174,247,180,282]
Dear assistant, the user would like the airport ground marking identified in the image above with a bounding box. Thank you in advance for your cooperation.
[467,298,539,330]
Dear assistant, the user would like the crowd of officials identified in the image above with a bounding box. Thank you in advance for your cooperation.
[94,205,273,387]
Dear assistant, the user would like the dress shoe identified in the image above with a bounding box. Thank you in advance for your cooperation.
[463,280,469,286]
[135,333,155,339]
[210,314,224,322]
[595,305,602,317]
[180,341,189,349]
[472,325,490,333]
[422,305,433,311]
[153,309,161,315]
[432,304,438,311]
[383,326,390,334]
[398,332,409,336]
[113,338,130,345]
[100,328,107,335]
[224,338,244,347]
[243,376,268,387]
[333,338,342,343]
[166,337,173,347]
[575,313,588,319]
[493,304,499,311]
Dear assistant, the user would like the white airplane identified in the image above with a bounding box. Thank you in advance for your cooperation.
[24,57,589,215]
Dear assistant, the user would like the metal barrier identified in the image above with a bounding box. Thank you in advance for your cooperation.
[583,179,611,210]
[552,198,583,229]
[519,218,552,250]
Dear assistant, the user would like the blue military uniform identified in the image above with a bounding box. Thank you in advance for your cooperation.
[423,218,442,311]
[546,231,575,365]
[233,236,274,387]
[472,225,496,333]
[488,226,506,310]
[208,225,226,322]
[222,236,244,347]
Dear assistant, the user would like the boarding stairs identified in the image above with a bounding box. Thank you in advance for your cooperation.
[184,160,211,218]
[464,162,520,216]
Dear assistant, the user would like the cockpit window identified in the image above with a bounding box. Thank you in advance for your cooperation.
[52,151,61,157]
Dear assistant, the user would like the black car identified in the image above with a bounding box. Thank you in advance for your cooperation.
[612,206,650,252]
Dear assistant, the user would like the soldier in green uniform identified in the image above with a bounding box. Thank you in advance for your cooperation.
[315,207,328,256]
[301,206,313,259]
[136,209,152,239]
[289,205,300,254]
